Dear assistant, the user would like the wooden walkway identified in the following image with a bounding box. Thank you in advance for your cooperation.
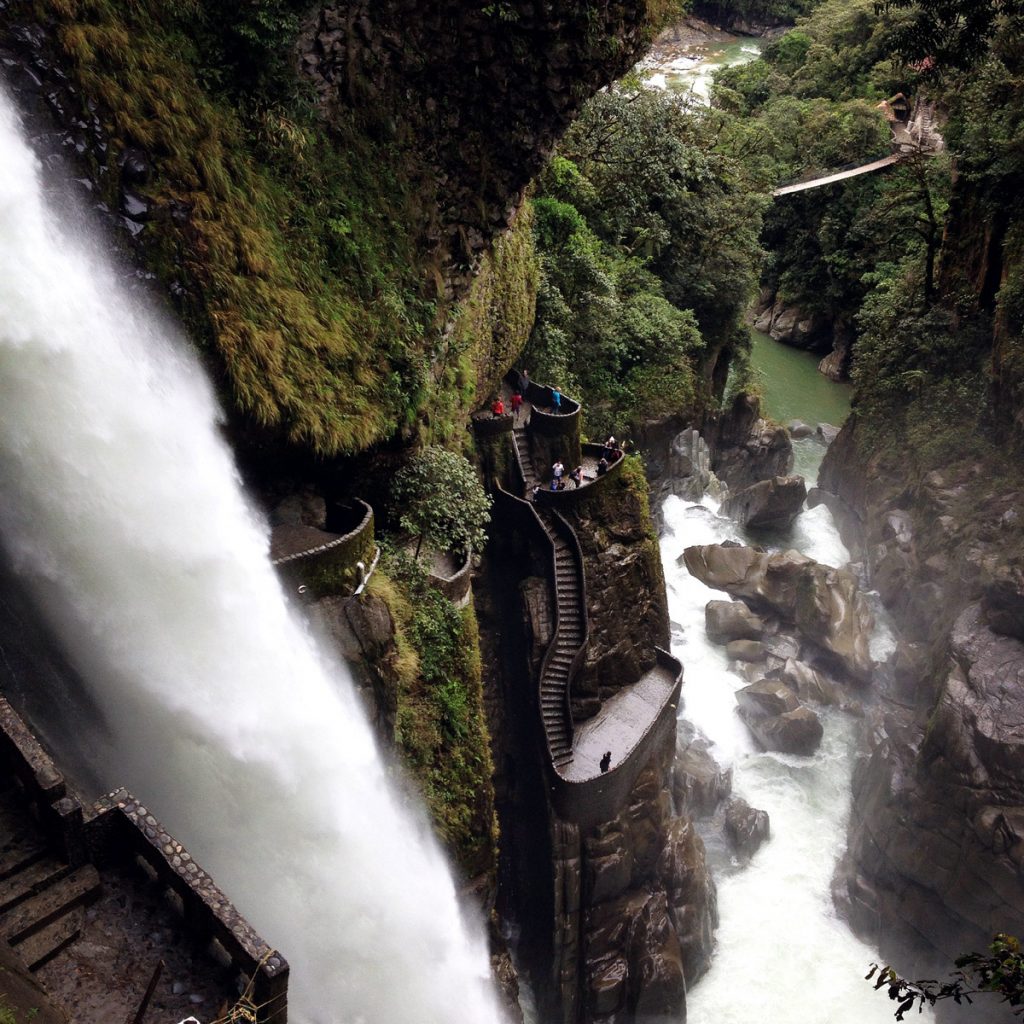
[772,153,901,197]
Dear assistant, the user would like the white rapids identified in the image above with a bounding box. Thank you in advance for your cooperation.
[0,88,504,1024]
[660,488,926,1024]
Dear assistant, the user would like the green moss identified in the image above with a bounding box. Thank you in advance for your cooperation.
[29,0,445,455]
[371,557,498,879]
[433,205,540,446]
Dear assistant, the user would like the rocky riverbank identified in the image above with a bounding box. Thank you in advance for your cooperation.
[819,415,1024,988]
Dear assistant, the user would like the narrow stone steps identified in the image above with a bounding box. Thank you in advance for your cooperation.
[0,844,47,886]
[12,905,83,971]
[1,864,101,947]
[0,859,72,916]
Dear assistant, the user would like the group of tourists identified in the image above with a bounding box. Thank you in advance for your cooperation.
[546,460,584,492]
[491,370,571,422]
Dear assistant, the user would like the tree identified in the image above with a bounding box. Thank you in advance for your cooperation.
[869,934,1024,1019]
[390,446,492,558]
[877,0,1024,72]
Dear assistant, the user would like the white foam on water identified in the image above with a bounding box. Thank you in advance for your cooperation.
[660,492,928,1024]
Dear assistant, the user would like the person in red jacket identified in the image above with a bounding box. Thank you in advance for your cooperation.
[491,396,505,418]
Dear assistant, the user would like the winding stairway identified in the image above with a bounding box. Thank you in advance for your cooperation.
[492,378,682,827]
[511,424,580,768]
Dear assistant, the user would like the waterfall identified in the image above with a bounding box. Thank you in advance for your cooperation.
[0,88,503,1024]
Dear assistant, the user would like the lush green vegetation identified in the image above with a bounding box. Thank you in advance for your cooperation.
[29,0,449,455]
[712,0,1024,467]
[389,446,492,558]
[695,0,819,24]
[523,86,766,438]
[369,552,497,878]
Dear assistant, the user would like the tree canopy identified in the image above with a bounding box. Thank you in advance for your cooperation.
[390,446,491,558]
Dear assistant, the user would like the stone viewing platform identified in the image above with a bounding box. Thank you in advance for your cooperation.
[270,498,377,598]
[482,371,684,828]
[0,695,288,1023]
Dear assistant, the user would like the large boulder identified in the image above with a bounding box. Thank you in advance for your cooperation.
[736,678,800,720]
[705,600,764,643]
[720,475,807,532]
[726,639,766,663]
[673,724,732,818]
[740,705,824,756]
[681,544,874,682]
[982,566,1024,642]
[777,658,841,706]
[724,797,771,860]
[701,394,794,491]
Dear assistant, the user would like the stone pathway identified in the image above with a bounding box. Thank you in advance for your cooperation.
[563,661,680,782]
[506,386,681,786]
[0,777,236,1023]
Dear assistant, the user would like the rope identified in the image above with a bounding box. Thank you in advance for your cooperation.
[206,950,285,1024]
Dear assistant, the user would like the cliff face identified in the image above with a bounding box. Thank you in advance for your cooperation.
[301,0,665,275]
[819,418,1024,979]
[0,0,665,457]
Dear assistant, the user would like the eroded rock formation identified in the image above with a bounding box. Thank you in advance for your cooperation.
[682,543,874,682]
[820,416,1024,984]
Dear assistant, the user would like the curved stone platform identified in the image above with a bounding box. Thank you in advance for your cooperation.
[533,443,625,506]
[270,499,376,598]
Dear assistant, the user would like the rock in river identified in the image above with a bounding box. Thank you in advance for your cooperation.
[720,475,807,531]
[681,543,874,682]
[705,600,764,643]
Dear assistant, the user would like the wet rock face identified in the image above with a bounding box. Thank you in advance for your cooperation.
[735,679,824,755]
[682,543,874,682]
[724,797,770,860]
[838,603,1024,966]
[720,475,807,532]
[702,394,794,492]
[302,1,656,268]
[574,759,718,1024]
[820,415,1024,978]
[673,725,732,819]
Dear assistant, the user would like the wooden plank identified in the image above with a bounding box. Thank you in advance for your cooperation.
[2,865,100,944]
[11,905,82,971]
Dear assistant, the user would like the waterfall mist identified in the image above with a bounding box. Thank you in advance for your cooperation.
[0,88,503,1024]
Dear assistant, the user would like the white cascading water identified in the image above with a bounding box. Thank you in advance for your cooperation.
[661,477,920,1022]
[0,89,504,1024]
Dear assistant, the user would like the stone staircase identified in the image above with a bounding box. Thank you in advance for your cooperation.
[0,781,100,974]
[513,424,539,492]
[510,423,583,768]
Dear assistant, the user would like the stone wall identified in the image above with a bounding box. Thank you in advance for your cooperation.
[0,696,289,1023]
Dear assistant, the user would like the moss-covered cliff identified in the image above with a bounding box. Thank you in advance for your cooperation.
[2,0,675,457]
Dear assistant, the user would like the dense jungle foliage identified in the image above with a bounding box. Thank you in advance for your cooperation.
[712,0,1024,466]
[523,87,766,439]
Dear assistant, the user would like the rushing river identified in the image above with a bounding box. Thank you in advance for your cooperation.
[640,37,763,103]
[659,333,917,1024]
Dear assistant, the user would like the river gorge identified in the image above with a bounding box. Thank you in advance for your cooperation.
[0,2,1021,1024]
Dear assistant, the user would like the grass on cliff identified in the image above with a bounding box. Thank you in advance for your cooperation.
[369,554,498,879]
[38,0,443,454]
